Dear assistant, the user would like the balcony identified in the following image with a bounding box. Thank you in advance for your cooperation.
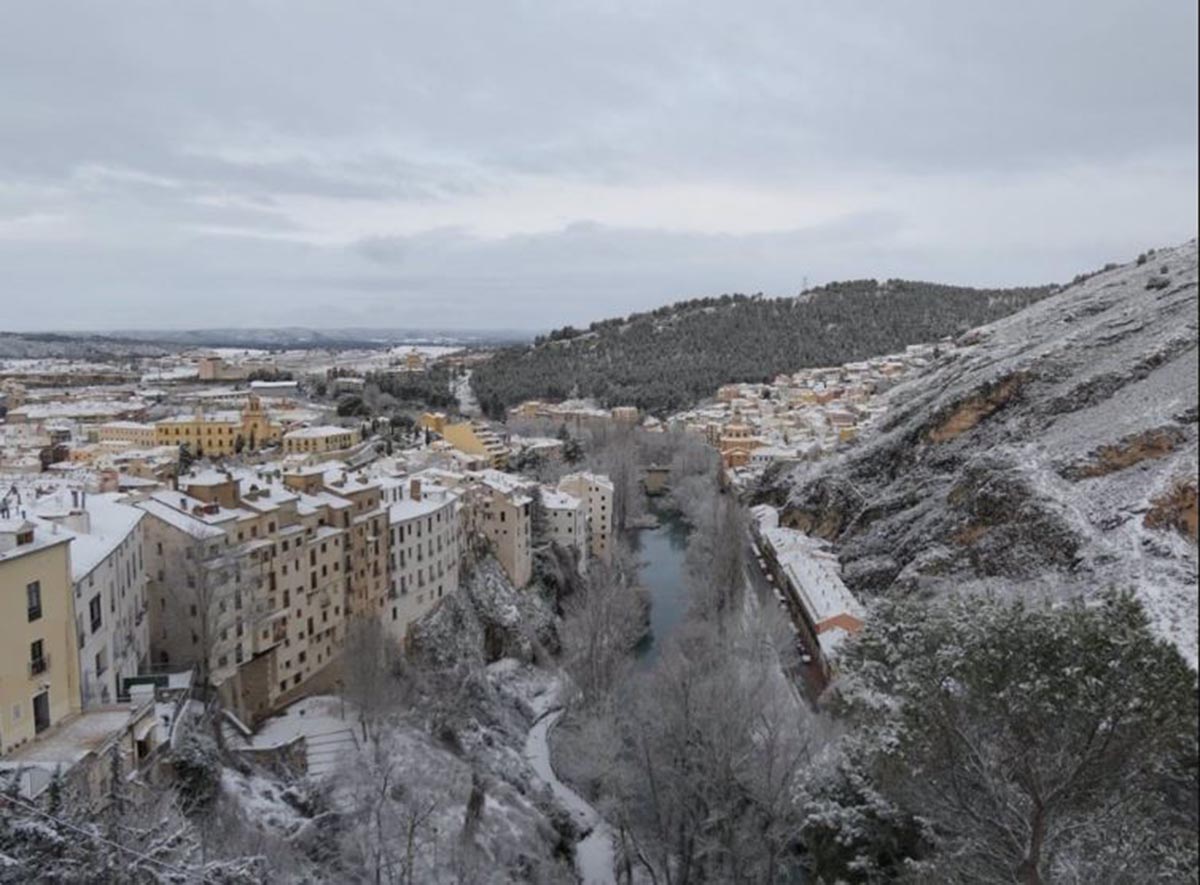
[28,655,50,678]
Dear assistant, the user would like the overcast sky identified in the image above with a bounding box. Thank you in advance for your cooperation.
[1,1,1196,332]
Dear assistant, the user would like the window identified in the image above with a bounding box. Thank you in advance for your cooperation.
[26,582,42,621]
[30,639,47,675]
[89,594,103,633]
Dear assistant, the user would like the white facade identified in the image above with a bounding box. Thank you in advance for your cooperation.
[540,487,588,574]
[386,478,461,643]
[34,491,149,708]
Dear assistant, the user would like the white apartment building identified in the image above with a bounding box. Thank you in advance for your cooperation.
[7,484,150,710]
[385,477,461,644]
[539,487,588,574]
[62,495,148,708]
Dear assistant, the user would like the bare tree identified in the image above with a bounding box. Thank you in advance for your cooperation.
[683,491,746,626]
[156,533,256,701]
[339,732,445,885]
[602,607,818,884]
[341,617,404,743]
[560,547,645,708]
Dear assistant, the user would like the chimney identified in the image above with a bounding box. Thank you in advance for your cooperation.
[410,478,422,502]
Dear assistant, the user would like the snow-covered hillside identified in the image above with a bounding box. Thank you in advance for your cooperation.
[766,241,1199,667]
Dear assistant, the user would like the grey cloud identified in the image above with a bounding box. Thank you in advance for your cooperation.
[0,1,1195,330]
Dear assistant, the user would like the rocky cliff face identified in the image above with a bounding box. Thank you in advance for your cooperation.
[764,241,1199,667]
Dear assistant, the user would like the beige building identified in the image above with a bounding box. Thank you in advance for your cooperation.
[0,519,81,755]
[139,470,351,725]
[467,470,532,588]
[98,421,158,448]
[300,469,392,620]
[557,472,614,563]
[283,425,360,456]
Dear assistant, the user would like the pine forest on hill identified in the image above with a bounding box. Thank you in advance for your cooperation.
[470,279,1054,417]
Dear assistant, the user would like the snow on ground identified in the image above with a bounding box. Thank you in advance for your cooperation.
[248,695,359,778]
[521,678,618,885]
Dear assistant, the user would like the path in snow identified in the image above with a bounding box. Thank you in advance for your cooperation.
[453,369,480,417]
[524,707,616,885]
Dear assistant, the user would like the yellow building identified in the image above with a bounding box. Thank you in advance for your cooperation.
[418,411,449,433]
[717,412,765,469]
[154,395,282,457]
[0,519,81,755]
[283,425,359,456]
[440,420,510,469]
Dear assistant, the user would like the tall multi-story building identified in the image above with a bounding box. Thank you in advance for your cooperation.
[557,472,614,563]
[299,468,391,619]
[384,476,461,644]
[139,471,349,725]
[44,491,148,709]
[0,518,80,754]
[539,487,589,574]
[468,470,532,588]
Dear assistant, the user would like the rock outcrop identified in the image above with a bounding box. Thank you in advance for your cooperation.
[765,240,1199,667]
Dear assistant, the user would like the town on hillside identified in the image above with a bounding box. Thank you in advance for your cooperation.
[0,332,901,803]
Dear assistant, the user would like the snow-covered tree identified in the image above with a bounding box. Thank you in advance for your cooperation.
[832,590,1199,884]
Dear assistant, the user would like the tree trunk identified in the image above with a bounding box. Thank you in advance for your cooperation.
[1018,803,1045,885]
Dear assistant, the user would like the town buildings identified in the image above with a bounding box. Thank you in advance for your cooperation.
[97,420,158,448]
[668,340,956,482]
[465,469,533,589]
[420,413,511,469]
[0,343,626,789]
[751,505,864,685]
[139,470,352,724]
[283,425,360,456]
[48,491,148,709]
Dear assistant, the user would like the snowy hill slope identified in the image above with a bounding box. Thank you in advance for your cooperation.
[765,240,1199,666]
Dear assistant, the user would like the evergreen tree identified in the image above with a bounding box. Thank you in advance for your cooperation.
[822,590,1199,884]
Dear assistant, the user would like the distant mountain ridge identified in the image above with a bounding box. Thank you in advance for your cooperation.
[0,327,530,359]
[470,278,1054,416]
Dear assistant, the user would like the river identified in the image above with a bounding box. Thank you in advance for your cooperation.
[521,503,692,884]
[630,504,692,665]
